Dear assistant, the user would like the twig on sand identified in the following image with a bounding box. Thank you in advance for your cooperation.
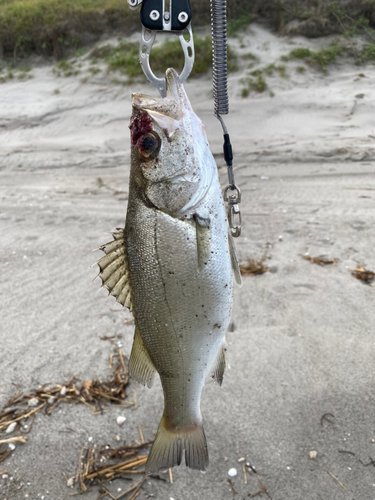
[0,451,13,464]
[227,478,237,494]
[91,474,148,500]
[96,486,116,500]
[168,468,173,484]
[138,425,145,444]
[247,474,272,499]
[0,436,27,445]
[320,413,335,425]
[121,476,147,500]
[248,491,264,498]
[326,470,346,490]
[359,457,375,467]
[351,265,375,284]
[256,475,273,499]
[338,450,355,456]
[243,464,247,484]
[302,255,336,266]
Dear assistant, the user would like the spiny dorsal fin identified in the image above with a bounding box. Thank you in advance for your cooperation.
[97,228,133,311]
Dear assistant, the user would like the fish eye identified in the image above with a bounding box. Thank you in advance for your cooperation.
[137,132,161,159]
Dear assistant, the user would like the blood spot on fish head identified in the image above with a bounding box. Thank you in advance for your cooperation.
[129,112,153,145]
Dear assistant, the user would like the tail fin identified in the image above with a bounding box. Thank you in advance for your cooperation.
[146,415,208,473]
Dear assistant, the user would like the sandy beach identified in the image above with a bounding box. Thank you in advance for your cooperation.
[1,23,375,499]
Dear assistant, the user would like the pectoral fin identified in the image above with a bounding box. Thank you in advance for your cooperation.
[97,228,134,311]
[228,231,242,287]
[129,325,156,388]
[195,212,211,272]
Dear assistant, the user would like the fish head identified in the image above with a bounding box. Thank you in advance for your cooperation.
[129,68,215,218]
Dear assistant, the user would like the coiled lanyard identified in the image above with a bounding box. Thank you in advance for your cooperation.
[128,0,242,237]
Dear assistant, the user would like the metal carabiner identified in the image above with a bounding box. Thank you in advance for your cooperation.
[128,0,195,97]
[223,185,242,238]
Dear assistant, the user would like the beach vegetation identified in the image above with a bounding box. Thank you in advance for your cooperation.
[242,52,258,61]
[240,75,267,96]
[250,63,288,79]
[0,0,138,60]
[87,36,238,81]
[1,0,375,62]
[357,43,375,64]
[284,42,341,72]
[227,12,253,37]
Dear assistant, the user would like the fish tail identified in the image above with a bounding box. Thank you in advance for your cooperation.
[146,415,208,473]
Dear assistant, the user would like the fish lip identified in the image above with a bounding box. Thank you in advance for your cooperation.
[131,93,158,110]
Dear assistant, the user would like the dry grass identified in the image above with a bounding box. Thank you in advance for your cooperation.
[240,259,269,276]
[351,264,375,284]
[302,255,337,266]
[67,440,154,497]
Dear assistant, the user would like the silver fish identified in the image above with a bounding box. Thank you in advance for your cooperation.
[97,68,241,473]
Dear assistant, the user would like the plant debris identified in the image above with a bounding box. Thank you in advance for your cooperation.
[326,470,346,490]
[0,340,134,464]
[351,265,375,284]
[67,440,153,496]
[302,255,336,266]
[240,259,269,276]
[320,413,335,425]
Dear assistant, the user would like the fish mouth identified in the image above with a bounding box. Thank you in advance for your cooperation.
[131,68,190,119]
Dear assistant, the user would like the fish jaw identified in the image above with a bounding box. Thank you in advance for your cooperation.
[129,69,215,219]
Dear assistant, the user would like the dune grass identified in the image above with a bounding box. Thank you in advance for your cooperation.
[0,0,138,59]
[283,43,342,72]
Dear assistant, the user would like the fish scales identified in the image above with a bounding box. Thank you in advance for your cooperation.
[97,68,241,473]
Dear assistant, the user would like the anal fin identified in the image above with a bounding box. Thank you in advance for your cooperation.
[129,325,156,388]
[211,345,227,386]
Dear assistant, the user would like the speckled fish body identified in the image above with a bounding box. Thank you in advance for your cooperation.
[97,69,241,473]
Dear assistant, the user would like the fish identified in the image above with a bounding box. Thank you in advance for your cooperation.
[97,68,241,473]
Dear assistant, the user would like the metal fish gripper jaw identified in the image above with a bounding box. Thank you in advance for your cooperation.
[128,0,195,97]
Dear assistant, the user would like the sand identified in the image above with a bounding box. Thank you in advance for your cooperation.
[1,23,375,499]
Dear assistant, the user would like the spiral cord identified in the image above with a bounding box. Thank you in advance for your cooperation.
[210,0,242,237]
[210,0,229,117]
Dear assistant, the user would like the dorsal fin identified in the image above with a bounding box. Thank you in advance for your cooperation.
[96,228,133,311]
